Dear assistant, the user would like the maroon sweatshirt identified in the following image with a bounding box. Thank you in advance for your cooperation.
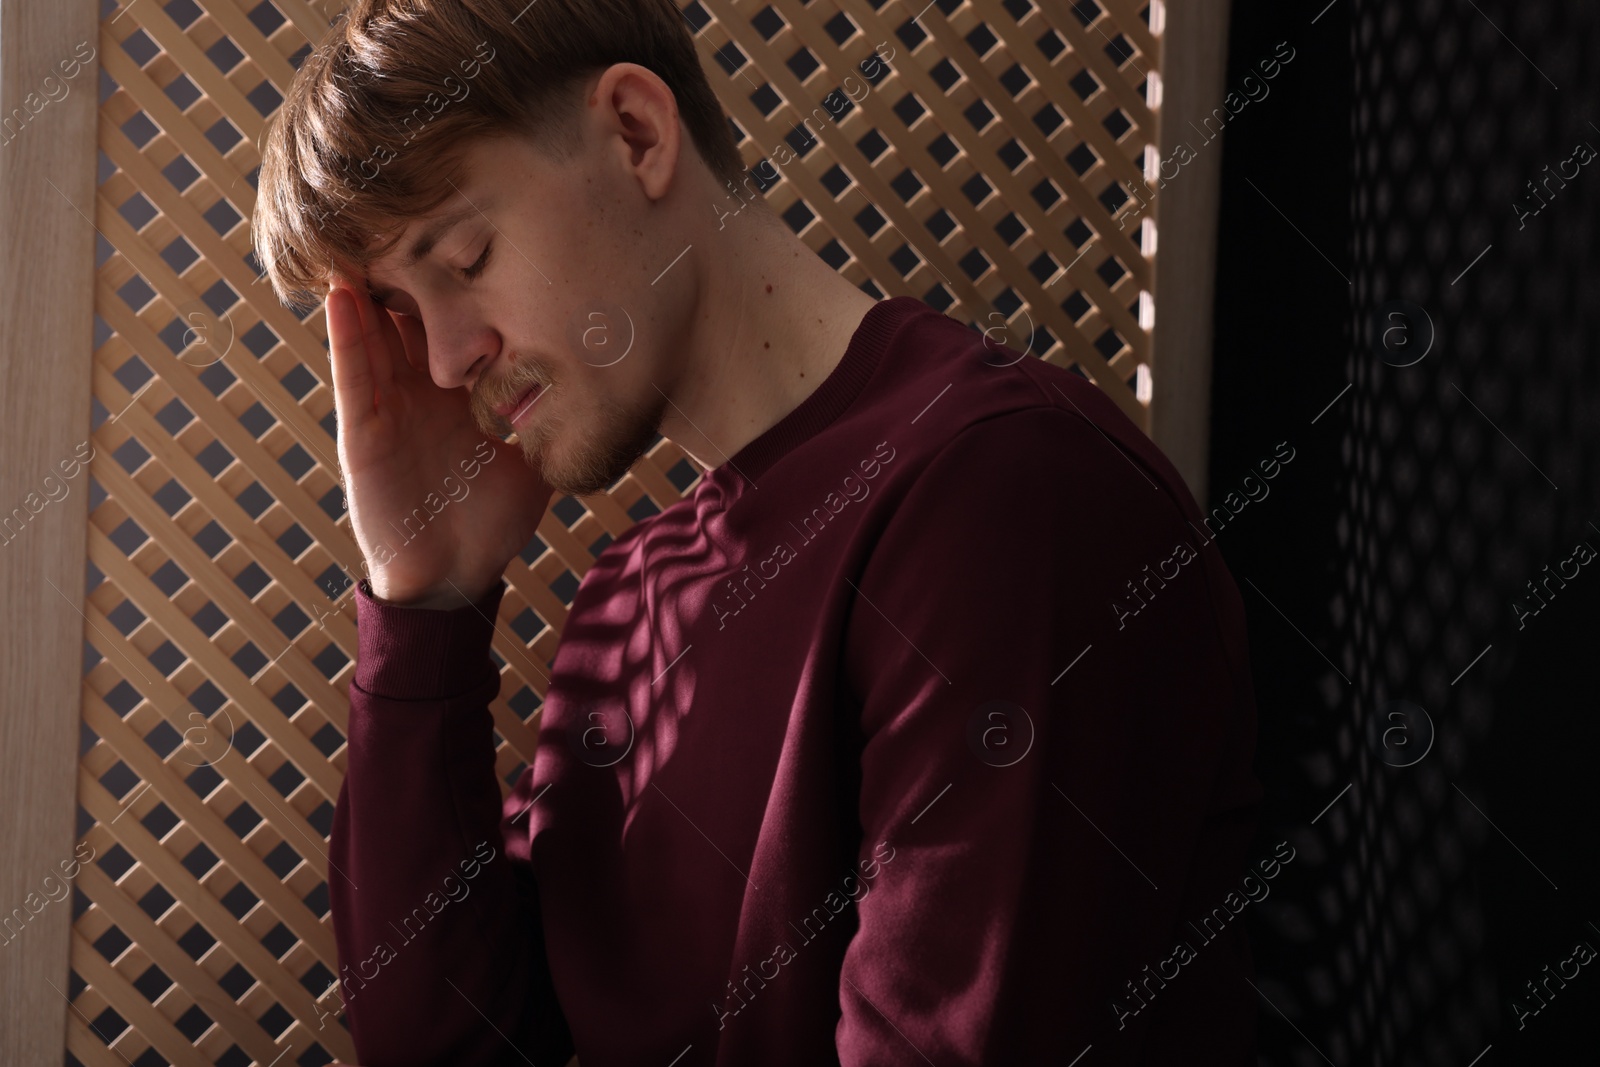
[329,295,1264,1066]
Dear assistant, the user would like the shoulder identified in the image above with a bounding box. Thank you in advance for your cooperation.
[890,375,1186,514]
[849,367,1213,605]
[861,302,1181,501]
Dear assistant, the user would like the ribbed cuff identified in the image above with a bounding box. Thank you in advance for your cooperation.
[353,577,508,700]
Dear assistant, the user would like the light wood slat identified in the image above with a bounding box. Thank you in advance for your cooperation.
[626,454,688,514]
[784,0,1152,313]
[505,562,572,642]
[90,286,363,640]
[1062,295,1144,379]
[94,184,341,479]
[65,1014,138,1067]
[264,21,314,68]
[112,0,268,148]
[1096,24,1155,84]
[688,17,960,300]
[88,352,357,738]
[111,2,267,100]
[195,0,301,95]
[72,857,223,1023]
[985,5,1152,175]
[87,334,357,662]
[707,4,1143,416]
[75,860,284,1065]
[1031,0,1155,130]
[536,505,604,579]
[96,109,327,371]
[97,28,258,223]
[787,0,1151,352]
[76,771,357,1064]
[1108,341,1142,378]
[952,2,1147,173]
[579,490,642,540]
[487,688,545,771]
[850,1,1153,307]
[708,11,975,289]
[79,686,337,969]
[751,3,1145,406]
[68,928,216,1067]
[689,55,944,300]
[965,3,1153,193]
[84,505,346,810]
[973,8,1157,246]
[1056,2,1158,101]
[265,0,340,52]
[72,573,338,894]
[482,605,556,692]
[1097,0,1159,61]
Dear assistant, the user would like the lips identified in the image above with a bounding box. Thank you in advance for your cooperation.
[501,383,545,427]
[493,385,534,419]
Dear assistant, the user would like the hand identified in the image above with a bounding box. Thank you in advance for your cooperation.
[325,280,554,608]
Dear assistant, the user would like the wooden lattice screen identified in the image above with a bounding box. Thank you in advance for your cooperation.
[0,0,1231,1063]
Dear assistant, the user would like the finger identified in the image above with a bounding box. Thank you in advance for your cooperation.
[379,305,424,377]
[325,286,376,422]
[346,284,398,398]
[390,311,431,379]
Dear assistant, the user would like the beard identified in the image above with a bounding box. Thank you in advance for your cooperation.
[473,359,667,496]
[517,382,667,496]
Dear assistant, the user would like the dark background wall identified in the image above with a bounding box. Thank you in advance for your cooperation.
[1208,0,1600,1063]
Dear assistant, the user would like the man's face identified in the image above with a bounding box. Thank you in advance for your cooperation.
[360,124,677,497]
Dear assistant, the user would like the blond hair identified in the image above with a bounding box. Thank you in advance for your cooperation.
[252,0,749,312]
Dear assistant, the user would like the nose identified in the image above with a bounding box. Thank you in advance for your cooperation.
[425,304,499,393]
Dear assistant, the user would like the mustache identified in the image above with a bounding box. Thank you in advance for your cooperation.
[472,359,552,431]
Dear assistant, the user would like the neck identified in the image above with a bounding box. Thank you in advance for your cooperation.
[659,208,879,473]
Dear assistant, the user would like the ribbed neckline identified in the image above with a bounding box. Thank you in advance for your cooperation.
[704,295,928,489]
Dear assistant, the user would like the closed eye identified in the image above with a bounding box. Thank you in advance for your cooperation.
[460,241,492,281]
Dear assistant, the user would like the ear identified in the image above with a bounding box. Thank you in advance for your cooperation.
[592,63,682,204]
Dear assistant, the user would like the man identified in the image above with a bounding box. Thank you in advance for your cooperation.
[252,1,1264,1064]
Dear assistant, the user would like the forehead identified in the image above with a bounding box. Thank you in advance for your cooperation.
[356,127,577,299]
[357,132,539,287]
[361,194,492,303]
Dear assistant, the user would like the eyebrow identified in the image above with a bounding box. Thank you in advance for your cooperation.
[365,196,493,305]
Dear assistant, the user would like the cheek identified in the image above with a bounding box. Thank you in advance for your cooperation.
[564,303,638,370]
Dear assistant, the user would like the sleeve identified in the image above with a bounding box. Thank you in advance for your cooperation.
[328,576,574,1066]
[836,406,1260,1065]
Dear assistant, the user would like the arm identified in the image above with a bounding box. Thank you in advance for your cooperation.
[837,407,1261,1064]
[328,576,573,1066]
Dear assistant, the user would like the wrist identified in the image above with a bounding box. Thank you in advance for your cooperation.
[364,576,498,611]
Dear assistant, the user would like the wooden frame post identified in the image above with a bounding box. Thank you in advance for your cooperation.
[0,1,99,1063]
[1148,0,1234,507]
